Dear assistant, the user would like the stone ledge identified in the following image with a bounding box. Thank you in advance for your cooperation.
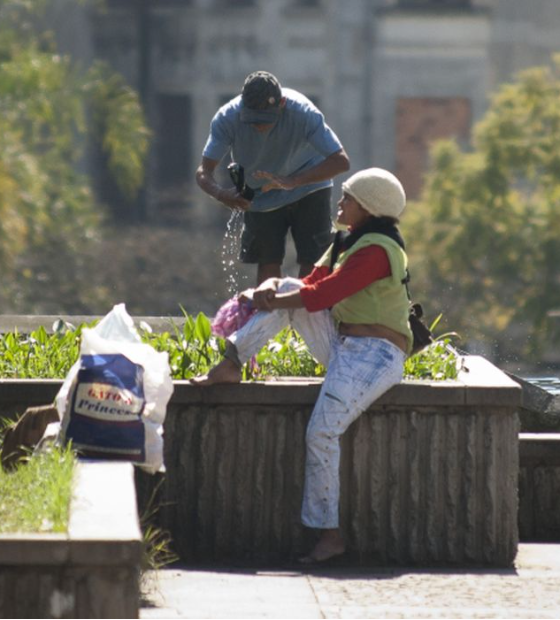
[519,433,560,542]
[520,433,560,466]
[0,462,142,619]
[171,355,521,408]
[0,462,142,565]
[0,356,522,412]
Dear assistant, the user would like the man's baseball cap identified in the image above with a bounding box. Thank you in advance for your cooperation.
[240,71,283,124]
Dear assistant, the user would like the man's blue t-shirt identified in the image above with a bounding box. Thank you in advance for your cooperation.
[202,88,344,213]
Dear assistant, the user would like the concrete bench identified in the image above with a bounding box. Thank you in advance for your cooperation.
[0,462,142,619]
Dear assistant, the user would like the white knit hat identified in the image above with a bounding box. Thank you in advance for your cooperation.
[342,168,406,219]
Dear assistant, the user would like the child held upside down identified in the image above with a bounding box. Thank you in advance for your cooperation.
[192,167,413,564]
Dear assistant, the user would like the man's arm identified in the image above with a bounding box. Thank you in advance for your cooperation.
[195,156,251,211]
[254,148,350,192]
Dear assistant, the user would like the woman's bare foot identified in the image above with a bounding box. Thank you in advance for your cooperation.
[189,359,242,386]
[299,528,346,564]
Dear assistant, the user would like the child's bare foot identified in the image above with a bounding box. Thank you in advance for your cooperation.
[299,528,346,564]
[189,359,242,386]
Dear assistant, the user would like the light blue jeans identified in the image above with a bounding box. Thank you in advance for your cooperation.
[229,278,406,529]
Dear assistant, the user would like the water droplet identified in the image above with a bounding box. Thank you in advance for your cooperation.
[221,211,249,296]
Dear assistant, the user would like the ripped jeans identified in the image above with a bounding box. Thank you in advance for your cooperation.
[229,278,406,529]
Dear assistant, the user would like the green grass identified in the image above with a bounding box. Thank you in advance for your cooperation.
[0,311,461,382]
[0,443,75,534]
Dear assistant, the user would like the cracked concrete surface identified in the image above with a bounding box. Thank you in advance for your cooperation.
[140,544,560,619]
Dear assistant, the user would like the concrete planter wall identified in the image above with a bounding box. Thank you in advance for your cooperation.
[519,433,560,541]
[6,355,556,566]
[0,462,142,619]
[148,355,521,567]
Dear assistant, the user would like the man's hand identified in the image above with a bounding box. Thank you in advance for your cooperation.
[196,157,251,211]
[253,171,296,193]
[252,149,351,193]
[218,188,252,211]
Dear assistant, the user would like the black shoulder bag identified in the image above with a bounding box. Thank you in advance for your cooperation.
[401,270,433,355]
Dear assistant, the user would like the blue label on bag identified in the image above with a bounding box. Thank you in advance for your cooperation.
[65,354,146,461]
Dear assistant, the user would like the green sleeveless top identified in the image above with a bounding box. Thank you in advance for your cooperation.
[318,233,413,353]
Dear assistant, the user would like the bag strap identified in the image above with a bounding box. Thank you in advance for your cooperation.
[328,230,344,273]
[401,271,426,321]
[331,230,413,300]
[401,269,412,301]
[331,228,411,284]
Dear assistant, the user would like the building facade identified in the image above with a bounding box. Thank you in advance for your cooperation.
[50,0,560,212]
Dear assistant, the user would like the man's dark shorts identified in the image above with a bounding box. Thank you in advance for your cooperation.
[240,188,334,265]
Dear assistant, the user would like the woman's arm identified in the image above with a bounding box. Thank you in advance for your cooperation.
[244,247,391,313]
[299,246,392,312]
[245,278,304,311]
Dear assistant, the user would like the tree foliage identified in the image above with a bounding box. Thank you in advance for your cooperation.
[402,56,560,361]
[0,0,150,311]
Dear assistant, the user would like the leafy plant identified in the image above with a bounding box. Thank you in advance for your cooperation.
[140,310,225,380]
[404,339,461,380]
[138,479,178,589]
[252,328,325,379]
[0,320,84,379]
[0,309,460,382]
[0,0,150,312]
[404,314,462,380]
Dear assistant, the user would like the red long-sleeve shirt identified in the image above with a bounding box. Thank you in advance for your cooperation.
[299,245,392,312]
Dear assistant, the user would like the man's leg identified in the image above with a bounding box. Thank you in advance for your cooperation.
[257,263,282,284]
[291,188,334,275]
[241,208,289,285]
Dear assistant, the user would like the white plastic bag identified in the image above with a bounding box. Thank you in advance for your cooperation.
[56,304,173,474]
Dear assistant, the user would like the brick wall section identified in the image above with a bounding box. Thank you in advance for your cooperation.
[396,97,471,199]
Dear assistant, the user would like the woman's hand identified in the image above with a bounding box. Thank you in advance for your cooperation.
[240,278,304,312]
[238,288,255,305]
[251,278,279,311]
[252,289,276,311]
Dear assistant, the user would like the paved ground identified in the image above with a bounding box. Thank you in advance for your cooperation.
[140,543,560,619]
